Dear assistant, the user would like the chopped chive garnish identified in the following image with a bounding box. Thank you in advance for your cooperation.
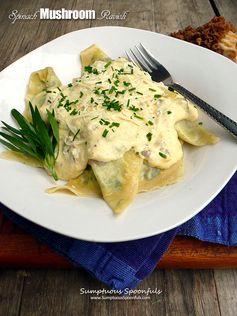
[108,78,111,84]
[99,118,110,125]
[198,122,203,125]
[96,81,102,84]
[91,116,98,120]
[123,81,131,86]
[136,91,143,95]
[102,99,122,111]
[129,105,139,112]
[67,83,73,87]
[128,87,136,92]
[154,94,162,99]
[134,113,143,120]
[118,72,133,75]
[46,90,52,93]
[80,91,84,98]
[70,109,78,116]
[146,132,152,142]
[84,66,99,75]
[126,99,130,107]
[167,111,172,115]
[115,90,126,97]
[102,129,109,138]
[114,79,120,86]
[48,100,52,104]
[57,87,62,92]
[109,86,117,94]
[149,88,156,92]
[94,89,100,95]
[148,120,153,125]
[84,66,92,73]
[168,87,175,92]
[159,152,167,159]
[109,122,120,128]
[104,61,112,68]
[128,64,133,68]
[90,97,94,103]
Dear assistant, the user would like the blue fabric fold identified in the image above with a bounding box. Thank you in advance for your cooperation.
[1,171,237,290]
[178,171,237,246]
[0,204,177,290]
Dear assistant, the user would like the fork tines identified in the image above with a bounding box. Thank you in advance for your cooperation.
[126,44,159,73]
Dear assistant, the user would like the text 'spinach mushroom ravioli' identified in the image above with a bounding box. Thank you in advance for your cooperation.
[1,45,219,214]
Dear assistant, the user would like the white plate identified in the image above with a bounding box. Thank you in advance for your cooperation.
[0,26,237,242]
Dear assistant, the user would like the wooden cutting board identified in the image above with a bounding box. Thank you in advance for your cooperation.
[1,212,237,268]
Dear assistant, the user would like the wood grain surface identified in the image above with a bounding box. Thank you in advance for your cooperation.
[0,0,237,315]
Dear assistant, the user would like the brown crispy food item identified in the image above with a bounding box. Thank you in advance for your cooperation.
[170,16,237,62]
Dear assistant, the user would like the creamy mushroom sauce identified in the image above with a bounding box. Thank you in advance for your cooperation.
[39,58,198,180]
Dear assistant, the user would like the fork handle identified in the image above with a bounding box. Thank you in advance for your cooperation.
[171,83,237,138]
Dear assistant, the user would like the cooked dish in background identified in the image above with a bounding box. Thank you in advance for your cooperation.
[0,45,219,214]
[171,16,237,63]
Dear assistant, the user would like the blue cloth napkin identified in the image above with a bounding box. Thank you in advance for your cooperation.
[1,171,237,290]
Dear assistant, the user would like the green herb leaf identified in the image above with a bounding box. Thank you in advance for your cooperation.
[47,110,59,144]
[0,104,59,180]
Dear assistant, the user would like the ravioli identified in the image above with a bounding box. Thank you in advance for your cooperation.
[175,120,219,146]
[54,128,88,180]
[24,67,61,121]
[47,167,101,197]
[80,44,110,68]
[90,150,143,214]
[139,159,184,192]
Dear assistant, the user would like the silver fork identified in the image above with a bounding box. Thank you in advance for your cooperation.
[126,44,237,138]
